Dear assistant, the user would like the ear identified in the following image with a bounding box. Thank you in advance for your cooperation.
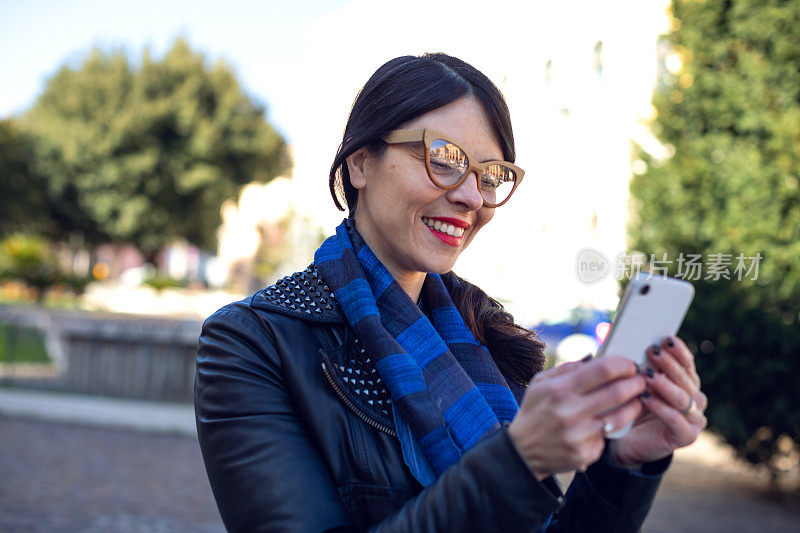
[346,148,368,190]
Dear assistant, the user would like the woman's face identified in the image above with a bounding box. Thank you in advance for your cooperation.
[348,96,501,286]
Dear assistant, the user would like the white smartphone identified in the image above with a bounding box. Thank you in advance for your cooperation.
[596,273,695,439]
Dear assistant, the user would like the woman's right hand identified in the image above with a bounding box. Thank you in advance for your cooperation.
[507,356,647,480]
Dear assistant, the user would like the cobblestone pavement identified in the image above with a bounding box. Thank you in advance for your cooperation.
[644,459,800,532]
[0,416,223,532]
[2,415,799,532]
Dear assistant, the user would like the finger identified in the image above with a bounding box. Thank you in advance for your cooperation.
[596,397,643,436]
[640,393,694,443]
[647,345,698,393]
[645,389,707,431]
[697,390,709,412]
[531,360,584,385]
[645,369,709,425]
[661,336,697,378]
[692,409,709,431]
[573,375,647,418]
[644,370,695,413]
[547,360,586,378]
[564,356,639,395]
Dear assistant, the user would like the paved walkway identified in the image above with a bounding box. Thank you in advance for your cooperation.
[0,387,196,436]
[1,387,798,532]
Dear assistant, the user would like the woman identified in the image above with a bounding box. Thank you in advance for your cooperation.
[195,53,707,532]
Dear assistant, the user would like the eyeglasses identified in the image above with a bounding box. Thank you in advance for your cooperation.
[382,128,524,208]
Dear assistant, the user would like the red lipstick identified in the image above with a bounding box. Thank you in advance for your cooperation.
[430,217,471,229]
[422,216,468,247]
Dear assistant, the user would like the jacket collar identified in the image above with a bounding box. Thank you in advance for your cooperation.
[251,264,394,432]
[250,263,345,324]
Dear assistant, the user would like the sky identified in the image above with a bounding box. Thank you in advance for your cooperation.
[0,0,349,142]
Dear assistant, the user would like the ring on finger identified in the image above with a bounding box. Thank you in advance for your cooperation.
[601,418,615,435]
[680,397,697,416]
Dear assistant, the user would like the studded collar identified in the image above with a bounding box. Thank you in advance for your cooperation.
[251,264,394,427]
[251,263,344,324]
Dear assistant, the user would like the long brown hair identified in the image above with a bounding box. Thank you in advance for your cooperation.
[442,272,546,387]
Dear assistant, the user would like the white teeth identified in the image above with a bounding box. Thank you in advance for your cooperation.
[422,217,465,238]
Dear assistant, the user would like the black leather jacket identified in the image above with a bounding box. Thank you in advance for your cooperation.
[195,265,671,532]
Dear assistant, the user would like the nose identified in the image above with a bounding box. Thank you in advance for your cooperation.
[447,171,484,210]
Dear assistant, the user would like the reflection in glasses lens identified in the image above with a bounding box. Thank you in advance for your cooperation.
[428,139,516,206]
[429,140,468,185]
[480,164,516,206]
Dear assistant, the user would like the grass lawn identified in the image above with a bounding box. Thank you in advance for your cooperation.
[0,323,49,363]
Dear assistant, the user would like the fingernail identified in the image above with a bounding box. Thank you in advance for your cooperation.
[652,345,661,356]
[666,337,675,348]
[646,368,655,378]
[581,354,593,362]
[641,391,650,399]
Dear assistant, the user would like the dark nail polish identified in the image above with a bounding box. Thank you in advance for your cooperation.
[581,354,593,362]
[666,337,675,348]
[646,368,655,378]
[652,345,661,356]
[641,391,651,398]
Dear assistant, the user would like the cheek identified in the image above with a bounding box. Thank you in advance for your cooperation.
[382,158,434,206]
[474,208,495,233]
[402,176,446,213]
[464,208,494,248]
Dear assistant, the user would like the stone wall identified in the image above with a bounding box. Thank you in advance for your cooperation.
[0,305,201,403]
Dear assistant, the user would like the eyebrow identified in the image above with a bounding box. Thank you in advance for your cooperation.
[454,137,504,163]
[453,139,505,163]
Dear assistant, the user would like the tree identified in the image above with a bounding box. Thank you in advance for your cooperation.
[21,38,289,259]
[629,0,800,483]
[0,119,50,236]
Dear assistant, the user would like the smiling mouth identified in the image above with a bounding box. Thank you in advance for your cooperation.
[421,217,466,238]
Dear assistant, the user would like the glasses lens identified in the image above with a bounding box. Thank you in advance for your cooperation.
[429,139,468,186]
[480,164,517,206]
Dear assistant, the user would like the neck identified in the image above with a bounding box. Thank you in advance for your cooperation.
[390,269,426,305]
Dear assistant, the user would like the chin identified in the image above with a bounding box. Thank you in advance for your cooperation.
[423,258,457,275]
[415,238,463,274]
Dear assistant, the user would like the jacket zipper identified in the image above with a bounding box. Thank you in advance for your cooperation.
[321,361,397,438]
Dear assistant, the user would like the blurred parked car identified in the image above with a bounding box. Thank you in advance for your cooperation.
[529,308,612,364]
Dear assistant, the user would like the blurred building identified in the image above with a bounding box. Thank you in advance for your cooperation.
[215,171,325,294]
[282,0,670,325]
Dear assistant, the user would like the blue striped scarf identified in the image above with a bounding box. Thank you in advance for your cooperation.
[315,219,519,485]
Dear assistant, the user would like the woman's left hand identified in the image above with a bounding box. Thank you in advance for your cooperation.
[609,335,708,468]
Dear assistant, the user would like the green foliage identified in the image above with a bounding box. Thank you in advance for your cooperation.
[20,38,289,256]
[0,234,60,295]
[59,273,92,295]
[0,322,49,364]
[629,0,800,479]
[142,274,186,292]
[0,119,50,237]
[0,234,90,303]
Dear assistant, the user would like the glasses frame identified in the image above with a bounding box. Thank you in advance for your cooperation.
[382,128,524,208]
